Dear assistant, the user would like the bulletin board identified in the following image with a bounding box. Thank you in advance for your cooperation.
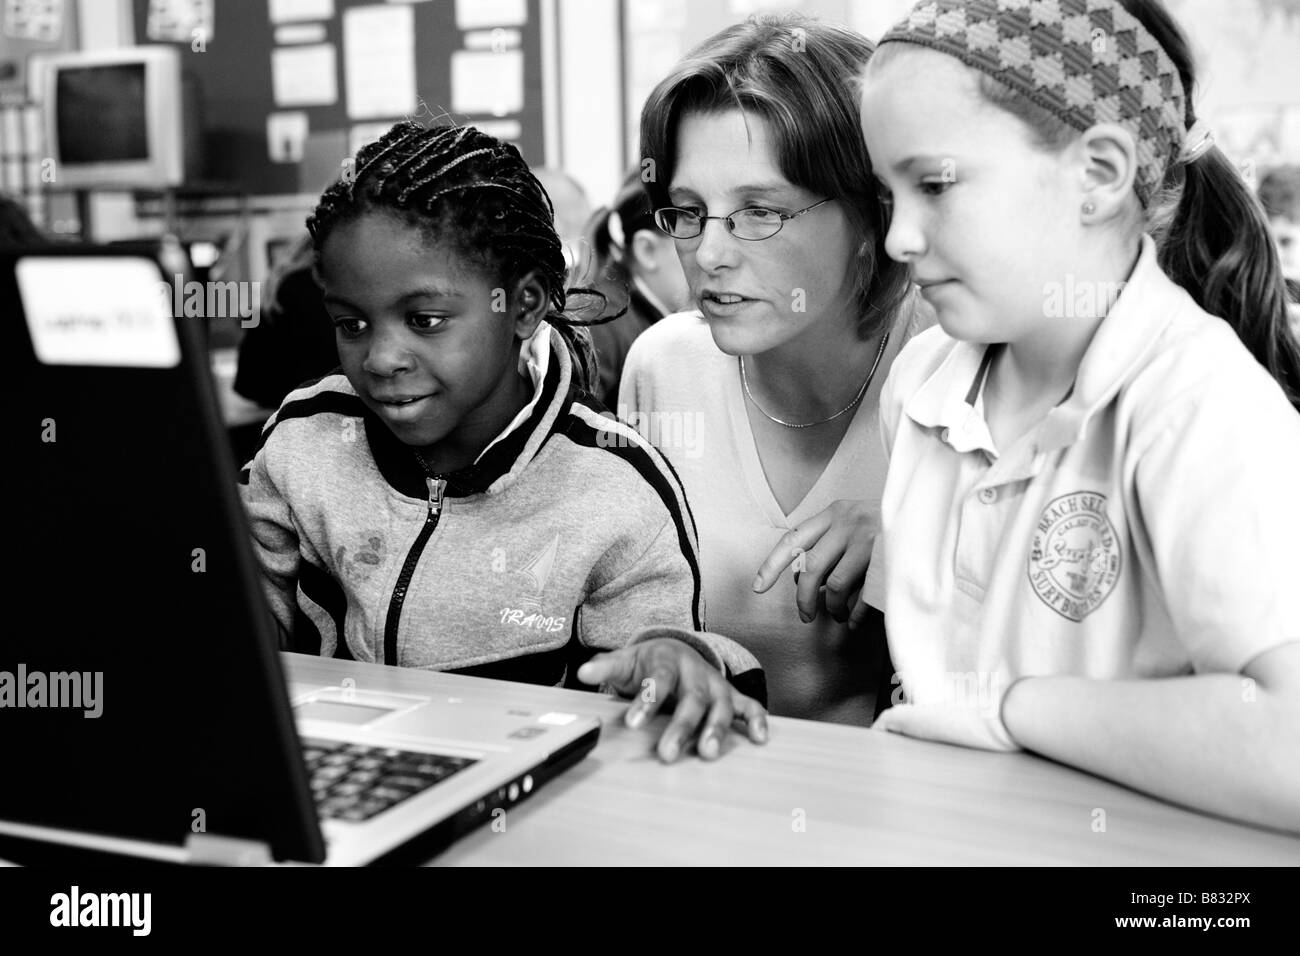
[130,0,547,196]
[0,0,79,104]
[1,0,79,230]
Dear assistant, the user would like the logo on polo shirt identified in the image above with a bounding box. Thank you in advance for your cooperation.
[1028,492,1121,621]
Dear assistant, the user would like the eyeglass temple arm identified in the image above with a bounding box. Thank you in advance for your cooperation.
[784,197,833,221]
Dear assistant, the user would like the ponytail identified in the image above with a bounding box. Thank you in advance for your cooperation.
[1156,144,1300,409]
[1123,0,1300,410]
[586,205,622,278]
[536,169,653,397]
[548,316,600,396]
[581,167,660,304]
[547,237,627,400]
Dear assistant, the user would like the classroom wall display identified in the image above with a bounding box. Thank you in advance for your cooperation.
[1,0,79,228]
[145,0,213,44]
[4,0,65,42]
[129,0,546,196]
[0,0,78,105]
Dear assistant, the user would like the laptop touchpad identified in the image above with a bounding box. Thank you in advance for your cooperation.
[295,700,395,725]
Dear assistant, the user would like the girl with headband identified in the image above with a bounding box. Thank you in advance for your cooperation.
[241,121,769,764]
[858,0,1300,830]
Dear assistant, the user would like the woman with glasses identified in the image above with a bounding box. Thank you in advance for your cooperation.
[619,14,929,726]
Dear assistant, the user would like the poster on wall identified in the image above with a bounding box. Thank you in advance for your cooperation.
[343,4,416,120]
[450,50,523,118]
[268,0,334,24]
[455,0,525,30]
[1,0,76,107]
[271,44,338,108]
[145,0,213,44]
[267,110,310,164]
[3,0,63,41]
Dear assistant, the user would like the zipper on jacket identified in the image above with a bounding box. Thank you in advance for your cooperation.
[382,476,445,665]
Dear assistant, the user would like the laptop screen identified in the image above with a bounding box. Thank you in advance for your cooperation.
[2,248,325,864]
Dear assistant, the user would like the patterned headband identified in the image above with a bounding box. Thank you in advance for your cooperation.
[878,0,1188,207]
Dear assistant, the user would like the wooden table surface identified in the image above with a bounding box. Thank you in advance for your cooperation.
[285,655,1300,866]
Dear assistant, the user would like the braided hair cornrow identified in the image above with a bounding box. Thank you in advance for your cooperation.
[308,121,621,396]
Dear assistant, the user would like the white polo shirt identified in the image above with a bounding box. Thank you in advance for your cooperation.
[866,236,1300,711]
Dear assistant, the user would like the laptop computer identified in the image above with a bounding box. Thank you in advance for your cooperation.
[0,245,601,866]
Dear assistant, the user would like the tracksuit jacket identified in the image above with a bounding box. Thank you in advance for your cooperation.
[239,324,766,702]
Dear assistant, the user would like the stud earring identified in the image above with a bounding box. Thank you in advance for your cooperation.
[1082,201,1096,215]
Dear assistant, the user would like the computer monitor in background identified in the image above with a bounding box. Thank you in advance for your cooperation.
[36,46,200,190]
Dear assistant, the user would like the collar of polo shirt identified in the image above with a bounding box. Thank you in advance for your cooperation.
[903,236,1176,459]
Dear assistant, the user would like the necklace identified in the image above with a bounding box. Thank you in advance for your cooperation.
[739,331,890,429]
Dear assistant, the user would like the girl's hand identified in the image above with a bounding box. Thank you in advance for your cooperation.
[752,499,877,628]
[873,700,1020,752]
[577,639,769,763]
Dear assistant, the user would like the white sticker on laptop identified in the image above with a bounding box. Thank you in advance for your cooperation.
[538,712,577,726]
[18,257,180,368]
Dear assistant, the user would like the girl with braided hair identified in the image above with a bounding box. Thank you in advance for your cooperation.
[240,121,768,763]
[857,0,1299,830]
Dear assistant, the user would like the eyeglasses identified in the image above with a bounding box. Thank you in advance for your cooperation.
[653,197,836,241]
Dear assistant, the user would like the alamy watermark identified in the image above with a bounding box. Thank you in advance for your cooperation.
[50,886,150,936]
[601,406,706,459]
[158,274,261,327]
[891,669,1009,718]
[1043,275,1126,319]
[0,664,102,718]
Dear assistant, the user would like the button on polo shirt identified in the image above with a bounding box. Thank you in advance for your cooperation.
[864,236,1300,711]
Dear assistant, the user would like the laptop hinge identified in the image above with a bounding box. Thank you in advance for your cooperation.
[184,833,273,867]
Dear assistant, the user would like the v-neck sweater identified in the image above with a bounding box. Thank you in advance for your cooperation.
[619,301,927,723]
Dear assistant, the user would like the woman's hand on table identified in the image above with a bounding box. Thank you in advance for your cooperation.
[577,639,769,763]
[752,498,877,628]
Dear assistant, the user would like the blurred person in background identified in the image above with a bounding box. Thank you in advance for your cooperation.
[233,231,340,410]
[532,166,592,251]
[0,194,49,249]
[584,166,691,406]
[1259,165,1299,282]
[1258,165,1300,343]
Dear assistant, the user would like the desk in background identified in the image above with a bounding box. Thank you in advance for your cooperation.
[211,347,271,430]
[286,655,1300,866]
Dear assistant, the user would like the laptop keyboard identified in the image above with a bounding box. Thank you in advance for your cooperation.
[301,738,477,822]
